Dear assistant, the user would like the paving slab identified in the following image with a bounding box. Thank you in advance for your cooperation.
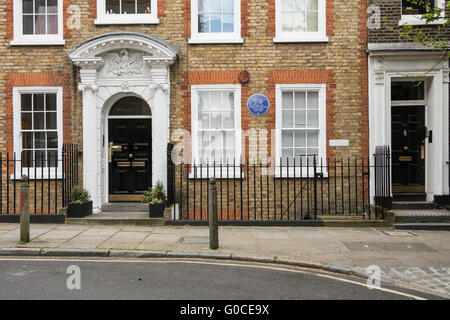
[97,231,148,249]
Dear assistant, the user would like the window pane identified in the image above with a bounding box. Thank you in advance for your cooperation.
[282,0,292,11]
[294,0,306,10]
[35,15,46,34]
[292,11,306,32]
[281,13,293,32]
[22,150,33,167]
[35,151,45,167]
[223,0,234,12]
[294,131,306,147]
[211,112,222,129]
[46,94,57,111]
[282,92,293,110]
[48,0,58,13]
[307,0,318,10]
[282,110,293,128]
[391,81,425,101]
[47,14,58,34]
[224,132,235,149]
[199,14,210,32]
[109,97,151,115]
[282,131,294,148]
[210,92,221,109]
[21,94,32,111]
[210,14,221,32]
[210,0,221,12]
[198,112,210,129]
[34,113,44,130]
[307,148,319,156]
[33,94,45,111]
[307,131,318,147]
[34,132,46,148]
[46,112,57,130]
[23,15,34,34]
[47,132,58,148]
[122,0,136,14]
[198,92,207,110]
[308,92,318,109]
[282,148,293,165]
[224,92,234,110]
[47,150,58,167]
[21,113,32,130]
[307,11,318,32]
[106,0,120,14]
[23,0,34,14]
[223,112,234,129]
[294,92,306,110]
[199,0,208,12]
[200,132,210,149]
[137,0,151,13]
[223,14,234,32]
[22,132,33,149]
[295,110,306,128]
[307,110,319,128]
[35,0,46,13]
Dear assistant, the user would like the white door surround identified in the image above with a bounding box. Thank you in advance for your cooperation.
[69,32,179,212]
[368,50,450,202]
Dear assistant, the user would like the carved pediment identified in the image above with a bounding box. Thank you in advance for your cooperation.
[104,49,145,77]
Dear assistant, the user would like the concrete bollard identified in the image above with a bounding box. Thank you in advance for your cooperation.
[20,175,30,244]
[209,178,219,250]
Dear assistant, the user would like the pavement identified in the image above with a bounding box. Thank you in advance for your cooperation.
[0,223,449,299]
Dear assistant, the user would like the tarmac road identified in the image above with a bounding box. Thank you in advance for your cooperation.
[0,258,441,300]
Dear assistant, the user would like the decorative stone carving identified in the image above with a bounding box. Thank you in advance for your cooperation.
[106,49,144,76]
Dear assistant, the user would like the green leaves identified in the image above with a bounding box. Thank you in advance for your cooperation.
[70,185,91,204]
[142,181,167,204]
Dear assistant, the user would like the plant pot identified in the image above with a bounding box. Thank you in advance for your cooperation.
[67,201,93,218]
[149,203,166,218]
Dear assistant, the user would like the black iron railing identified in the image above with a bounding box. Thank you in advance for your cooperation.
[0,143,79,215]
[168,146,392,222]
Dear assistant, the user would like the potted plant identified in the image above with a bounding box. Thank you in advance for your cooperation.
[67,185,93,218]
[142,181,167,218]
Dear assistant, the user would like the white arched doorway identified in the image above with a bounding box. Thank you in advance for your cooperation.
[69,32,179,212]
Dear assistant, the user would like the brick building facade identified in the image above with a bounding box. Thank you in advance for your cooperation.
[368,0,450,206]
[0,0,375,214]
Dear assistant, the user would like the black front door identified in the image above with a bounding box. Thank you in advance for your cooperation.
[391,106,425,190]
[109,119,152,199]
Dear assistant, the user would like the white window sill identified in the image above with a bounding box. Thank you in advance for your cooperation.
[188,37,244,44]
[275,169,328,179]
[10,39,65,46]
[94,17,159,25]
[273,36,329,43]
[399,16,447,26]
[189,168,244,179]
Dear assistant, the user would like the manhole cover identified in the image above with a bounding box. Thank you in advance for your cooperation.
[181,237,209,244]
[382,230,416,236]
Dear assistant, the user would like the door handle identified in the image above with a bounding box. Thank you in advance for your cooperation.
[129,154,134,159]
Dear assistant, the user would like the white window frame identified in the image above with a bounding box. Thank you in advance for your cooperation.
[399,0,446,25]
[11,0,65,46]
[275,83,327,177]
[191,84,242,178]
[274,0,328,43]
[95,0,159,25]
[189,0,243,44]
[12,87,63,179]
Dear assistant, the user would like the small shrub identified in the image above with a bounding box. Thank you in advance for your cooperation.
[142,181,167,205]
[70,185,91,204]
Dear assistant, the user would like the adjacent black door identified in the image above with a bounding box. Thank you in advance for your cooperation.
[109,119,152,197]
[391,106,425,189]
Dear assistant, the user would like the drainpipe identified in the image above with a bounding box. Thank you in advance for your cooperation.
[448,61,450,211]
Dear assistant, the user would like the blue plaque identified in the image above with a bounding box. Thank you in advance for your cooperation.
[247,94,270,116]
